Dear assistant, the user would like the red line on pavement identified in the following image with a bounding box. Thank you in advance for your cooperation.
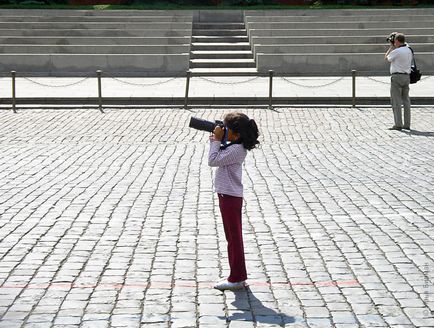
[0,279,359,290]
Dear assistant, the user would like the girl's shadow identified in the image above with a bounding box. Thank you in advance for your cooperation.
[219,286,297,325]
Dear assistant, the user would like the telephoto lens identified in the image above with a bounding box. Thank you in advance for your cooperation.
[189,117,223,133]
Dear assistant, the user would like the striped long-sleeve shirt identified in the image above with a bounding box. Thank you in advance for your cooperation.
[208,141,247,197]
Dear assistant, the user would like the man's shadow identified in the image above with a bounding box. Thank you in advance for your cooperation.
[401,129,434,137]
[219,286,297,325]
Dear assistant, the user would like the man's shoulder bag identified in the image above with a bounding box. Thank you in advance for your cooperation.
[408,46,422,84]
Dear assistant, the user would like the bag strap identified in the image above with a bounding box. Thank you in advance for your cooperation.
[408,46,418,68]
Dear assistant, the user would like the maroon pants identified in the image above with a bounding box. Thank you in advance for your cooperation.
[218,194,247,283]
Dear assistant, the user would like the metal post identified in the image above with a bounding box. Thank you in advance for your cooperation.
[184,71,191,110]
[11,71,16,113]
[268,70,274,110]
[352,69,356,108]
[97,70,103,113]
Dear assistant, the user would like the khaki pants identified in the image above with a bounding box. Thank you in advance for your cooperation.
[390,74,411,128]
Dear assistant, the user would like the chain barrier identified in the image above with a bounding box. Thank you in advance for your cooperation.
[365,76,390,85]
[197,76,261,85]
[10,74,433,89]
[103,72,178,86]
[367,75,432,84]
[5,70,433,114]
[280,76,345,88]
[21,76,90,88]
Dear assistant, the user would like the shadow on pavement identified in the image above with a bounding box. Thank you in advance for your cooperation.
[220,286,297,325]
[401,129,434,137]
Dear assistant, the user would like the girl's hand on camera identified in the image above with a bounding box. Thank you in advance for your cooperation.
[213,126,224,141]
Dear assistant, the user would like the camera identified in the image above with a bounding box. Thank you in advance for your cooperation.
[189,117,228,144]
[386,32,397,44]
[189,117,224,133]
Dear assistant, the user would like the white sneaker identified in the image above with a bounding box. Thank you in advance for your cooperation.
[214,280,246,291]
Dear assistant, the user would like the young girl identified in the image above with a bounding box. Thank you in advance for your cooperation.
[208,112,260,291]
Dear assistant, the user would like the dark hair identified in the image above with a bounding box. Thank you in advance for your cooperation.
[224,112,259,151]
[395,33,405,43]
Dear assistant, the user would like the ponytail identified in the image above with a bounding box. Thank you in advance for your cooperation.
[224,112,260,151]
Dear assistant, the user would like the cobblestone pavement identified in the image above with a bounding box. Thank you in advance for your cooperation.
[0,106,433,328]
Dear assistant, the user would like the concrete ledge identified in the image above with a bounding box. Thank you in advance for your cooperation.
[253,43,434,57]
[249,28,434,37]
[0,22,192,29]
[245,15,434,23]
[0,9,194,16]
[251,35,434,45]
[244,9,434,16]
[0,29,192,37]
[247,21,434,30]
[194,10,243,23]
[256,53,434,76]
[0,45,190,54]
[0,54,190,77]
[0,15,193,22]
[0,37,191,45]
[1,96,433,107]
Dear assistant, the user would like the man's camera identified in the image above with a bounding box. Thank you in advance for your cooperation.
[386,32,397,44]
[189,117,224,133]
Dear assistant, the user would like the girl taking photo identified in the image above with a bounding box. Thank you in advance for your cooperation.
[208,112,260,291]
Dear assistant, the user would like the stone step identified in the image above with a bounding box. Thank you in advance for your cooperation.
[0,22,192,29]
[246,21,434,29]
[189,67,258,76]
[253,43,434,55]
[190,59,256,68]
[249,28,434,37]
[0,29,191,37]
[192,43,251,51]
[0,36,191,45]
[0,44,190,54]
[194,10,243,23]
[0,9,193,16]
[0,53,190,76]
[192,36,248,43]
[244,8,433,16]
[193,23,245,29]
[193,29,246,36]
[191,50,253,59]
[251,35,434,45]
[246,15,434,23]
[256,52,434,75]
[0,15,192,22]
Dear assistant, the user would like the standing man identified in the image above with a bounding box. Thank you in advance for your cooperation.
[385,32,413,131]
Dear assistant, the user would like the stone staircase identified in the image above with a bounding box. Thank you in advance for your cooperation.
[245,8,434,76]
[0,9,192,77]
[189,14,257,75]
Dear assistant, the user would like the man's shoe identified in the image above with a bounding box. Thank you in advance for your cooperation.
[402,126,410,130]
[214,280,246,291]
[388,126,402,131]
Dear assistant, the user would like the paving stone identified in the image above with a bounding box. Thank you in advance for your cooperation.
[0,106,433,328]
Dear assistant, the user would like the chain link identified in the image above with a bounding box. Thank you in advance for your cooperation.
[107,76,178,86]
[11,73,434,92]
[21,77,90,88]
[367,75,432,84]
[279,76,345,88]
[197,76,261,85]
[365,76,390,85]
